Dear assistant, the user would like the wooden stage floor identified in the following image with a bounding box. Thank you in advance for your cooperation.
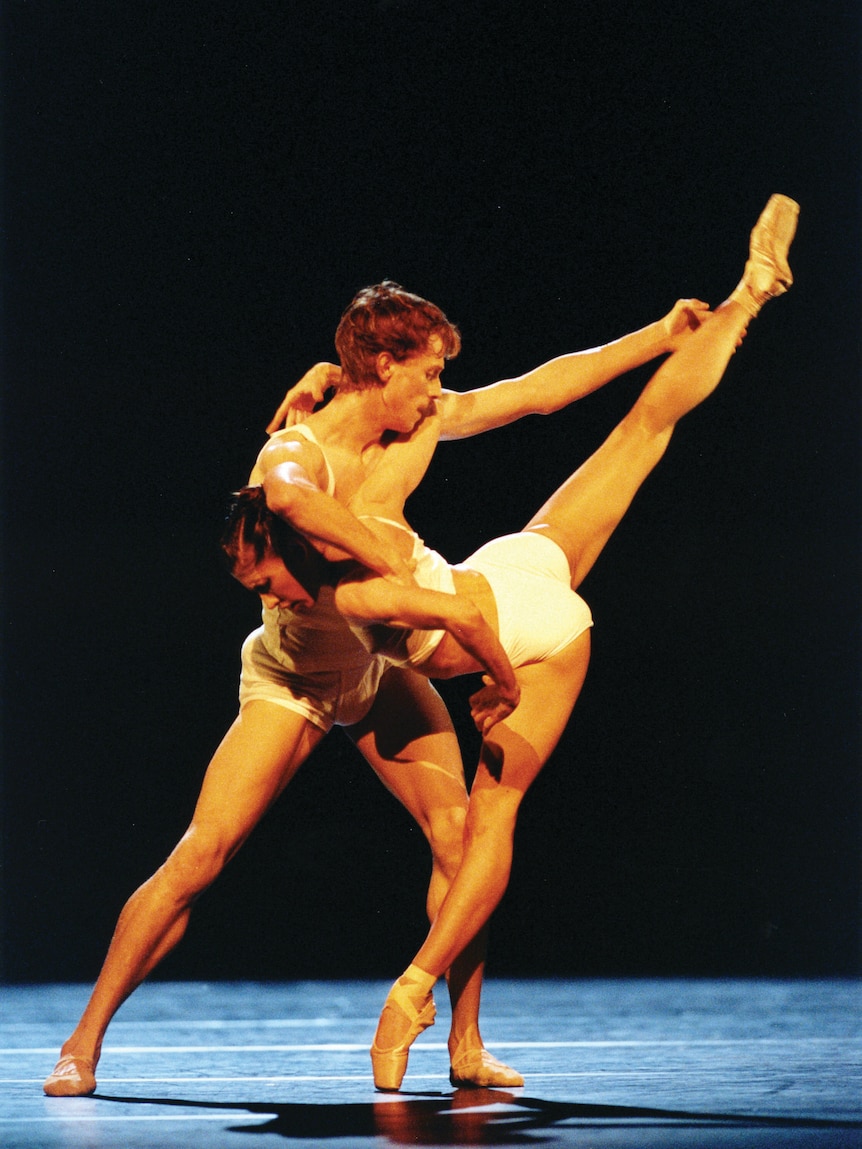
[2,979,860,1148]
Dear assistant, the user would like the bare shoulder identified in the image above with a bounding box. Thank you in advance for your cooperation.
[249,427,328,485]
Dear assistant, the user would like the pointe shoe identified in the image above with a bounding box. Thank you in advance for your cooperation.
[731,193,800,316]
[43,1054,97,1097]
[449,1032,524,1089]
[370,978,436,1091]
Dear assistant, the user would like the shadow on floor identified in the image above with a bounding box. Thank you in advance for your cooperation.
[93,1090,862,1145]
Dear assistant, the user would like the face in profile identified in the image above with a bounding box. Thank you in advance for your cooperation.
[232,544,318,614]
[379,335,445,431]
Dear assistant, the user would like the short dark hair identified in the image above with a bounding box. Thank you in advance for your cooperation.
[335,281,461,390]
[221,486,313,577]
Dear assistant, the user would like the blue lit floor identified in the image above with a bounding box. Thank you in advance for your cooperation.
[2,979,860,1148]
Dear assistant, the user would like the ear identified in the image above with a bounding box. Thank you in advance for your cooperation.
[375,351,395,382]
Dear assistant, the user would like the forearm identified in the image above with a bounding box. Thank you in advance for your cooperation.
[439,317,674,439]
[442,600,518,691]
[335,579,517,690]
[525,319,675,408]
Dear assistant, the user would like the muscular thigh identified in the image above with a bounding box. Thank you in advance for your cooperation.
[473,631,591,799]
[190,701,326,852]
[349,667,468,834]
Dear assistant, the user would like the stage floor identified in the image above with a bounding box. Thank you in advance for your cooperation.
[2,978,860,1148]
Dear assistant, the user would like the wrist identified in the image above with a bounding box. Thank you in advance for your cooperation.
[649,317,674,356]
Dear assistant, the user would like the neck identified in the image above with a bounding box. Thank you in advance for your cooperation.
[310,388,391,452]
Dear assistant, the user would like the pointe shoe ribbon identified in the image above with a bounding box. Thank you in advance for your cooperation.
[370,978,436,1091]
[43,1054,97,1097]
[449,1034,525,1089]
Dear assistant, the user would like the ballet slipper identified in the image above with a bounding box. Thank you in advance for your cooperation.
[730,193,800,316]
[370,977,436,1091]
[43,1054,97,1097]
[449,1029,524,1088]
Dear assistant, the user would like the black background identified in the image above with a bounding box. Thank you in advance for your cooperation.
[2,0,859,983]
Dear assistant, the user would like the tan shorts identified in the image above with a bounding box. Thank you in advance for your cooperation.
[239,628,386,733]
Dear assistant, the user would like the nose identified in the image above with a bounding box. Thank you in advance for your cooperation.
[260,592,281,610]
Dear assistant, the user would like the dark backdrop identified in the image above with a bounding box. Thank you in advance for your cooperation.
[2,0,859,982]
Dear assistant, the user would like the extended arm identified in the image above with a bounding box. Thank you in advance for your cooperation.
[265,302,709,436]
[334,574,520,733]
[437,299,710,439]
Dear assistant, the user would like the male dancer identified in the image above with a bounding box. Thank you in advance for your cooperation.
[44,230,763,1095]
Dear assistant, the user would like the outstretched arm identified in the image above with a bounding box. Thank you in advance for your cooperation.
[265,302,709,436]
[437,299,711,439]
[334,574,520,734]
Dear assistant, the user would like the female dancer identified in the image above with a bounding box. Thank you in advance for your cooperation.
[226,193,799,1089]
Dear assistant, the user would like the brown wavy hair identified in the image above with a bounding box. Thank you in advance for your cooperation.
[335,281,461,391]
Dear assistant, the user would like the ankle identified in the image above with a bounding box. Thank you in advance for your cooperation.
[729,275,766,318]
[448,1021,482,1056]
[59,1038,100,1065]
[398,964,437,995]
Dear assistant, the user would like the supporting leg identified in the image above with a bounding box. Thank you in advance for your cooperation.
[351,668,522,1088]
[370,638,591,1090]
[44,702,323,1096]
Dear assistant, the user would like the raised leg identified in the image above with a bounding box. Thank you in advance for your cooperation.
[525,194,799,589]
[524,298,749,589]
[43,701,324,1096]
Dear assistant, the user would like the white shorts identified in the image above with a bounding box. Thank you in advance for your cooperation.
[239,628,386,733]
[464,532,593,667]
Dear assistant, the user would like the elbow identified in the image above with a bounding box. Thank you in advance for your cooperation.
[520,382,556,417]
[333,581,361,619]
[334,580,376,624]
[449,600,486,643]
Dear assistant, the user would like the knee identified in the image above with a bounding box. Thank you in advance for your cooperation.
[425,803,467,874]
[464,788,521,848]
[158,825,234,901]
